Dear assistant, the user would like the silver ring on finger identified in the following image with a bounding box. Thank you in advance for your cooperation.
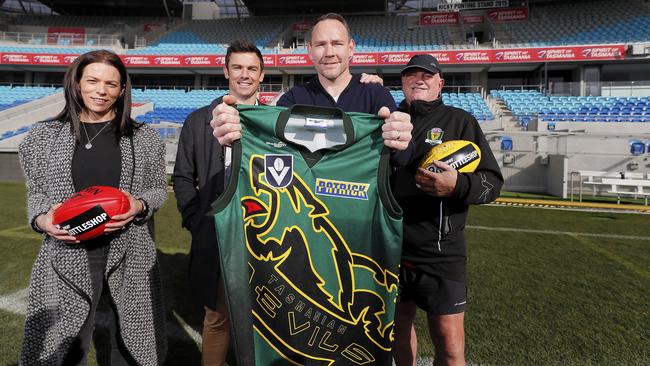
[395,131,401,141]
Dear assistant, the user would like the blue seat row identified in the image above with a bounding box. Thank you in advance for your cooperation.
[132,89,228,123]
[390,90,494,121]
[0,124,33,140]
[494,90,650,124]
[542,116,650,122]
[0,86,62,112]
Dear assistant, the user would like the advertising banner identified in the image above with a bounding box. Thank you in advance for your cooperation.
[351,53,379,65]
[263,55,277,67]
[144,24,162,32]
[292,22,312,31]
[1,53,78,65]
[487,7,529,22]
[183,55,214,66]
[258,92,279,105]
[0,45,625,68]
[47,27,86,45]
[419,12,460,25]
[277,54,313,66]
[454,50,492,63]
[462,15,484,24]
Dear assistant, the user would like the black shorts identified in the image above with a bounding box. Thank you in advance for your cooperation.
[398,264,467,315]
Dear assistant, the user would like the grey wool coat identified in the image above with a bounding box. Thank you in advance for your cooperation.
[18,120,168,366]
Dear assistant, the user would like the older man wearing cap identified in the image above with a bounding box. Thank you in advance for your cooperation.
[391,54,503,366]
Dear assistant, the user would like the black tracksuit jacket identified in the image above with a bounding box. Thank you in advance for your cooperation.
[392,98,504,282]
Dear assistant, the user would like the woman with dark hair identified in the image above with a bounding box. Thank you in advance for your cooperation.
[18,50,167,365]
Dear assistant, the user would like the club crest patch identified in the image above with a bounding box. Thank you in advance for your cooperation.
[315,178,370,200]
[264,154,293,188]
[425,128,444,145]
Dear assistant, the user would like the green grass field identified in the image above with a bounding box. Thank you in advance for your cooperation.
[1,181,648,365]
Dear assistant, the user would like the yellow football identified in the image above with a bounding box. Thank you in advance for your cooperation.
[419,140,481,173]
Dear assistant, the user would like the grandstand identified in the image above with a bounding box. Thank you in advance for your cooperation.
[343,15,454,52]
[496,0,650,46]
[132,88,228,124]
[492,90,650,127]
[127,18,288,55]
[12,15,171,28]
[0,85,62,142]
[390,89,493,120]
[0,85,60,111]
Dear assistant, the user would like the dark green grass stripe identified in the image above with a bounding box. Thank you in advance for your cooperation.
[467,225,650,241]
[570,234,650,281]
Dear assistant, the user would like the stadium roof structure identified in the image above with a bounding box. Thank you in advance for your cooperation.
[36,0,183,16]
[241,0,387,16]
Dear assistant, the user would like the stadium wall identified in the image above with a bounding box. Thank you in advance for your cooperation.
[548,154,569,197]
[490,133,650,198]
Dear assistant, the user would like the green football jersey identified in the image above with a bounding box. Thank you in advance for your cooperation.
[212,104,402,366]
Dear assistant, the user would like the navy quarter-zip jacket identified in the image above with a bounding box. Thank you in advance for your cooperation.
[277,74,414,167]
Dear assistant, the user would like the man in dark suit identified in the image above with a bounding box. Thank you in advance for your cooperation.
[172,40,265,366]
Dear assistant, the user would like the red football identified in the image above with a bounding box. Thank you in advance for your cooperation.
[52,186,130,241]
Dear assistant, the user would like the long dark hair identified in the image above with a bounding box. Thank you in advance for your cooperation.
[54,49,137,142]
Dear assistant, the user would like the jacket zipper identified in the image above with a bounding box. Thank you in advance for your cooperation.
[437,201,443,252]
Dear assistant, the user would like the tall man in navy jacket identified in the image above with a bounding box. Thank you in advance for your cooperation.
[172,40,265,366]
[211,13,413,157]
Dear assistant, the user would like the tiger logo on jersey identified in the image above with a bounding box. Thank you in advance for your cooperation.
[240,154,398,365]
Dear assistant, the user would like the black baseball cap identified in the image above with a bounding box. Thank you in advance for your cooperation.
[400,54,441,75]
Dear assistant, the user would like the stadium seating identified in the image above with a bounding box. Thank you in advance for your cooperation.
[0,124,38,141]
[442,92,494,121]
[6,1,650,57]
[390,90,494,121]
[12,15,169,28]
[132,88,228,124]
[128,1,649,55]
[127,14,459,55]
[500,136,513,151]
[0,86,62,140]
[287,15,456,53]
[127,18,287,55]
[499,1,650,46]
[0,45,112,54]
[132,88,494,125]
[0,85,61,111]
[348,15,452,52]
[491,90,650,123]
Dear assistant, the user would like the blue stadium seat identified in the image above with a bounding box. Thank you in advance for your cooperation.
[630,141,645,155]
[500,136,513,151]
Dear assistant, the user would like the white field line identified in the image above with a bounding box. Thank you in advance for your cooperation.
[0,290,202,343]
[94,308,202,343]
[489,202,650,215]
[0,288,28,315]
[466,225,650,241]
